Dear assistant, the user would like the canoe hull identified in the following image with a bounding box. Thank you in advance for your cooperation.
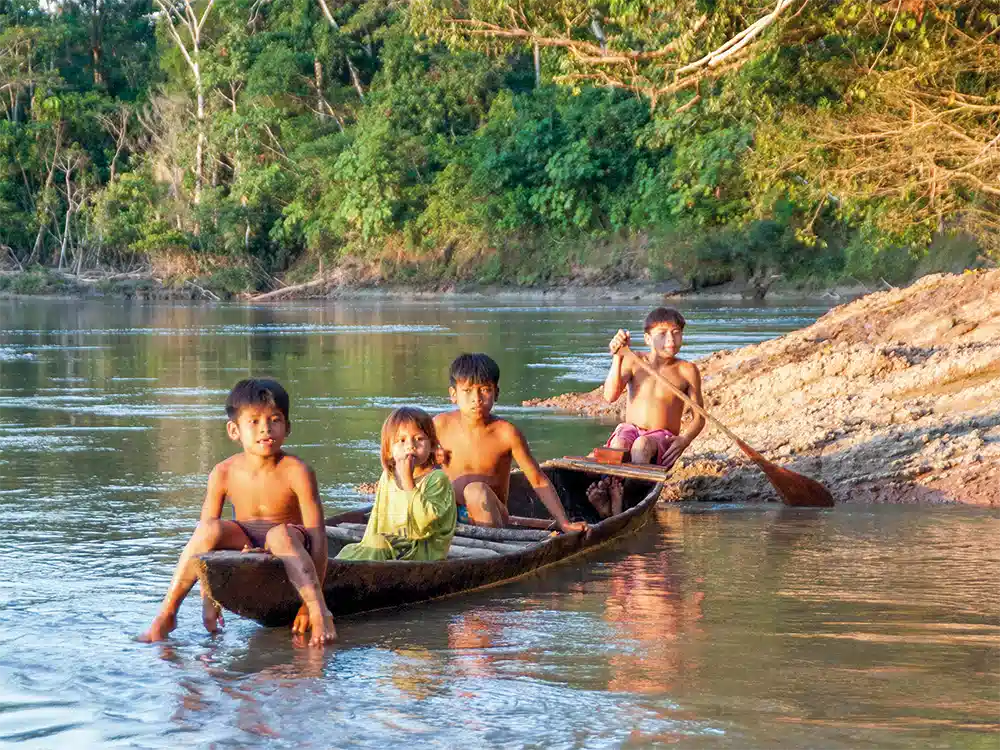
[196,467,662,626]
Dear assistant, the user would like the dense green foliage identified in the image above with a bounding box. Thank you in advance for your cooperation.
[0,0,996,292]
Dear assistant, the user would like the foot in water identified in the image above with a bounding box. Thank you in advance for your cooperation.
[586,477,624,519]
[308,611,337,647]
[138,611,177,642]
[202,595,224,633]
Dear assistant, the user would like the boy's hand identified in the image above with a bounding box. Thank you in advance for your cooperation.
[661,435,691,468]
[609,329,630,355]
[559,520,589,533]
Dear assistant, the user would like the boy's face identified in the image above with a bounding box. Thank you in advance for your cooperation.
[644,323,683,357]
[449,379,498,419]
[227,404,289,457]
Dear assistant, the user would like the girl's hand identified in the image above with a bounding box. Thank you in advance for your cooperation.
[394,454,417,490]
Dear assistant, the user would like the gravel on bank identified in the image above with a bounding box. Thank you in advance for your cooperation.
[524,270,1000,506]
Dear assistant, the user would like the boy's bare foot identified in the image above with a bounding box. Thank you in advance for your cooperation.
[138,612,177,642]
[585,478,613,518]
[306,608,337,647]
[202,596,224,633]
[609,477,625,516]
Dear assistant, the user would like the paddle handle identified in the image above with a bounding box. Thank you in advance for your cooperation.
[617,345,742,445]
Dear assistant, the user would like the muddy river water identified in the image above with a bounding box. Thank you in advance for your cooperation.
[0,298,996,749]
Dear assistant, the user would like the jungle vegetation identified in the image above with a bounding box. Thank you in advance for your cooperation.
[0,0,996,293]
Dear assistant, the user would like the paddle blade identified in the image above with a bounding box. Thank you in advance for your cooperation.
[735,439,835,507]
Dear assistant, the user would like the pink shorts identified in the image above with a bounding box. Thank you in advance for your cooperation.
[606,423,678,467]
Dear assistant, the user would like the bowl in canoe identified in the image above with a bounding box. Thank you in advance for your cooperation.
[195,460,666,627]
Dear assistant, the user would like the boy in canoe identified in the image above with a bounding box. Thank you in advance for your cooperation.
[602,307,706,466]
[588,308,705,516]
[434,353,587,533]
[139,378,335,647]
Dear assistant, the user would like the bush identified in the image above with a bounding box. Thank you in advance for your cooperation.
[0,266,71,295]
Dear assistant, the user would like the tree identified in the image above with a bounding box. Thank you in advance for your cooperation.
[153,0,217,205]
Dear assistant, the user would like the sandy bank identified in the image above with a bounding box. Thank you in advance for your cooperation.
[524,270,1000,506]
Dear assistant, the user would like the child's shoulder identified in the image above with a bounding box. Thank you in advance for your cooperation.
[210,452,242,478]
[433,410,460,428]
[276,452,315,478]
[675,357,701,377]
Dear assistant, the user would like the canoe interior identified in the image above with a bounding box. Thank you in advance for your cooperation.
[322,467,657,558]
[507,466,655,523]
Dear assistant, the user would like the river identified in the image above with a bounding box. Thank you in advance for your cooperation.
[0,297,996,749]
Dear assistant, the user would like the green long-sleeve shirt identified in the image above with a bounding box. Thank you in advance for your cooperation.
[336,468,456,562]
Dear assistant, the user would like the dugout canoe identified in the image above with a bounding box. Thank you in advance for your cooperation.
[195,459,666,626]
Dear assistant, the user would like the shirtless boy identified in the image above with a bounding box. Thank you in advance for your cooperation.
[434,354,587,533]
[603,307,705,466]
[139,378,335,647]
[589,308,706,516]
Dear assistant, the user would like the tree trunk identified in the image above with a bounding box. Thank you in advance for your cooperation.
[28,126,63,265]
[315,0,364,101]
[194,61,204,204]
[314,59,327,121]
[91,0,104,87]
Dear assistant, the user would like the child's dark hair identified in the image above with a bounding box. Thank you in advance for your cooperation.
[381,407,440,473]
[448,353,500,388]
[225,378,290,422]
[644,307,686,333]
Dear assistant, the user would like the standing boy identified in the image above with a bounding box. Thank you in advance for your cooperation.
[601,307,705,468]
[139,378,335,647]
[434,354,587,533]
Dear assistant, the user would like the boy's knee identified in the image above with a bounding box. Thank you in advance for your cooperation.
[463,482,492,509]
[609,436,629,450]
[264,523,296,549]
[464,482,498,513]
[631,436,656,459]
[194,519,224,543]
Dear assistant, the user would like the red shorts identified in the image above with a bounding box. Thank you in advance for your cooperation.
[606,423,678,468]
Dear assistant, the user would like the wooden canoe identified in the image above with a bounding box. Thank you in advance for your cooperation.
[195,460,665,626]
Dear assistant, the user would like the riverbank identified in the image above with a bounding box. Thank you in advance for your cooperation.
[0,266,873,303]
[525,270,1000,506]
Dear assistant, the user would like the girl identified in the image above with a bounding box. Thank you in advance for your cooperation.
[337,407,456,561]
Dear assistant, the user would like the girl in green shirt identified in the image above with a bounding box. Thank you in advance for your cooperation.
[337,407,456,562]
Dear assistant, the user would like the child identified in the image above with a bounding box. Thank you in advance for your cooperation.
[601,307,706,467]
[434,353,587,533]
[337,407,456,561]
[139,378,335,647]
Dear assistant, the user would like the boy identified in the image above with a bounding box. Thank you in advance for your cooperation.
[601,307,705,468]
[139,378,335,647]
[434,354,587,533]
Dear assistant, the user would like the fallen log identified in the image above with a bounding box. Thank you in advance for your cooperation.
[250,276,330,302]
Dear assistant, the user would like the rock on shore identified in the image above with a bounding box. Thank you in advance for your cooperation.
[524,270,1000,506]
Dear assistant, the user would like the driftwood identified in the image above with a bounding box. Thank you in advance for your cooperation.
[336,522,530,554]
[250,276,330,302]
[325,525,501,559]
[454,523,554,542]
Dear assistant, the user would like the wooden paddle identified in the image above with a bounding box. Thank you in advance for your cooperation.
[618,345,835,507]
